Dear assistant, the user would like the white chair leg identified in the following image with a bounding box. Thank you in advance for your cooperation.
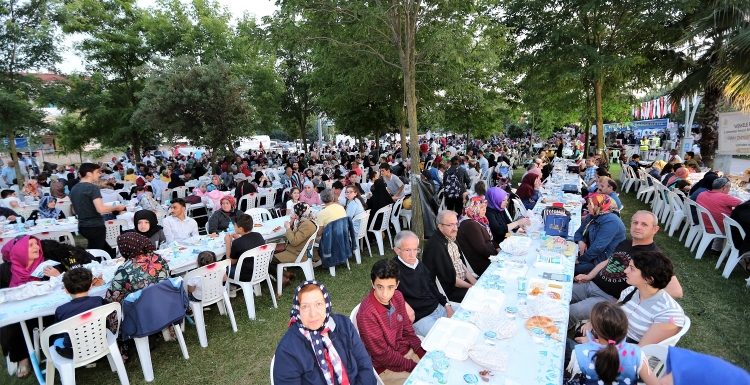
[58,362,77,385]
[242,284,256,320]
[107,339,130,385]
[373,232,384,256]
[223,293,238,332]
[302,262,314,281]
[173,324,189,359]
[679,221,690,241]
[44,357,54,385]
[722,250,741,278]
[329,266,336,276]
[266,278,277,308]
[690,231,702,251]
[365,237,373,258]
[276,268,284,296]
[354,248,361,264]
[133,336,154,382]
[253,283,262,297]
[695,236,716,260]
[216,299,227,315]
[191,302,209,347]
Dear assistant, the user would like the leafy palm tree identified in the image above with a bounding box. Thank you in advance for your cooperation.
[669,0,750,167]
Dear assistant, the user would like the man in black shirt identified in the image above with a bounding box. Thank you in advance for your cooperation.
[392,230,453,337]
[569,210,683,325]
[224,213,265,282]
[70,163,125,258]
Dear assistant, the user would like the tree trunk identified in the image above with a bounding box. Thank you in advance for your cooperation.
[584,88,592,156]
[8,136,23,184]
[404,51,424,243]
[400,107,407,161]
[698,86,721,169]
[594,79,605,156]
[132,130,142,163]
[466,127,471,155]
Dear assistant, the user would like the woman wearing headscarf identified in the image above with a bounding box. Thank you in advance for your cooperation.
[648,160,666,181]
[516,173,541,210]
[366,172,393,230]
[665,167,689,189]
[207,196,241,234]
[660,163,675,185]
[50,180,68,202]
[572,193,626,275]
[272,202,318,286]
[689,171,718,200]
[208,174,228,192]
[129,210,167,248]
[253,171,272,189]
[484,187,530,242]
[299,181,322,206]
[27,196,66,222]
[167,172,185,189]
[106,233,170,304]
[273,280,377,385]
[0,236,58,378]
[456,197,499,276]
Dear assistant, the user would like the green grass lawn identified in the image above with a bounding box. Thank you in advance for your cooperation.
[3,163,750,384]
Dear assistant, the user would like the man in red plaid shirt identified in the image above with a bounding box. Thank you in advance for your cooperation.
[356,259,426,385]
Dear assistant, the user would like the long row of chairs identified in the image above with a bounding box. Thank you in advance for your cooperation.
[622,164,749,284]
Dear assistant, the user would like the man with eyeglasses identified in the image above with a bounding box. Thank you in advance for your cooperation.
[392,230,453,337]
[423,210,477,303]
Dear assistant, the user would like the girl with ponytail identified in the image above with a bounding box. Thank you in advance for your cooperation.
[567,301,659,385]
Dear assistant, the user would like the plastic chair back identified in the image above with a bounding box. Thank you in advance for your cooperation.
[695,203,723,235]
[368,204,392,232]
[184,259,231,305]
[391,197,403,221]
[40,302,122,367]
[512,198,527,219]
[641,344,669,378]
[723,214,746,250]
[86,248,112,261]
[258,189,277,210]
[293,227,318,264]
[353,210,370,241]
[245,207,272,224]
[105,219,127,248]
[238,193,257,212]
[659,315,691,347]
[350,304,361,332]
[56,200,73,218]
[235,244,276,285]
[37,231,76,246]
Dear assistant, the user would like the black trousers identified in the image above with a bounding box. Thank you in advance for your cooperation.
[79,226,116,258]
[445,197,464,216]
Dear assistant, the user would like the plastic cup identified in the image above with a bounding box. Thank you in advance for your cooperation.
[496,256,505,268]
[517,277,527,292]
[531,327,545,343]
[505,306,518,320]
[433,358,450,384]
[496,279,506,291]
[517,292,528,306]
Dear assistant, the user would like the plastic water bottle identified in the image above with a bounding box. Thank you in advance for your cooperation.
[15,217,22,232]
[227,221,235,234]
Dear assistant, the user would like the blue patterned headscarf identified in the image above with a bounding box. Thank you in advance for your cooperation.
[37,196,61,219]
[288,280,348,385]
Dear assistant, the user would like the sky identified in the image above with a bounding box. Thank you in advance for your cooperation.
[58,0,279,74]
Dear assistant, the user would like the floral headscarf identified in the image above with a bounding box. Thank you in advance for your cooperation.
[220,196,236,213]
[461,197,490,235]
[37,196,61,219]
[288,280,348,385]
[6,236,44,288]
[117,232,156,260]
[586,193,617,217]
[292,202,316,231]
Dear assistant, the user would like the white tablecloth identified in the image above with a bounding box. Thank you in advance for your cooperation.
[405,237,577,385]
[1,219,79,239]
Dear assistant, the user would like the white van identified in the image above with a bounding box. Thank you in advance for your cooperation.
[236,135,271,151]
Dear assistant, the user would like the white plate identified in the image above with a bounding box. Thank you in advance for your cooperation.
[421,317,480,360]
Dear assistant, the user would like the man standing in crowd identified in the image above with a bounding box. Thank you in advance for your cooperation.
[70,163,126,257]
[162,198,199,243]
[357,259,426,385]
[392,230,453,337]
[569,210,683,325]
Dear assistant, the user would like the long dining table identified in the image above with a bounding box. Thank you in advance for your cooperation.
[404,198,582,385]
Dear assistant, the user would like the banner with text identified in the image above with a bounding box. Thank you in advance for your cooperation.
[718,111,750,155]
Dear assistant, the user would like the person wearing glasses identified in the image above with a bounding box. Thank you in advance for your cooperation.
[344,185,366,234]
[392,230,453,337]
[423,210,478,303]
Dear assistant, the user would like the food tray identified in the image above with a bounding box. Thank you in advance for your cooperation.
[534,250,564,271]
[499,236,532,256]
[421,317,480,360]
[460,287,505,312]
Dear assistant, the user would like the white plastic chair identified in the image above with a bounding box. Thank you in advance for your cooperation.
[171,186,188,199]
[238,193,258,212]
[717,214,747,278]
[276,226,318,296]
[390,197,404,234]
[434,278,462,310]
[183,260,237,347]
[37,231,76,246]
[367,204,393,256]
[641,344,669,378]
[105,219,128,249]
[270,355,275,385]
[635,170,654,202]
[155,211,168,225]
[245,207,272,224]
[352,210,371,262]
[658,315,691,347]
[512,198,527,219]
[86,248,111,261]
[664,190,685,237]
[694,204,726,260]
[227,244,278,320]
[681,199,703,249]
[57,200,73,218]
[258,189,277,210]
[39,302,130,385]
[160,189,172,203]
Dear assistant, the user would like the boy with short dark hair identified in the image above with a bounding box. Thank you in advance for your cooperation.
[52,267,106,358]
[223,214,265,281]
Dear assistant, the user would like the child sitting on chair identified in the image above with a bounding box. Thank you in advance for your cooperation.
[186,251,226,302]
[52,267,106,358]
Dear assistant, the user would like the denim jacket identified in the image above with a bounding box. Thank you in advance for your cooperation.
[319,216,357,268]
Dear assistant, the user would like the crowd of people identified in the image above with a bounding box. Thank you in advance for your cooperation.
[1,132,748,384]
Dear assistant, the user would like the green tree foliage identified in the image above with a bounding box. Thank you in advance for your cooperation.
[0,0,61,182]
[133,57,252,161]
[61,0,153,161]
[503,0,687,154]
[669,0,749,166]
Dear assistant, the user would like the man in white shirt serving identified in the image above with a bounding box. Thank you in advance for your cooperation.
[162,198,199,243]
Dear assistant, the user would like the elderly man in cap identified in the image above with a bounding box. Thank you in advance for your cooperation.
[667,149,682,164]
